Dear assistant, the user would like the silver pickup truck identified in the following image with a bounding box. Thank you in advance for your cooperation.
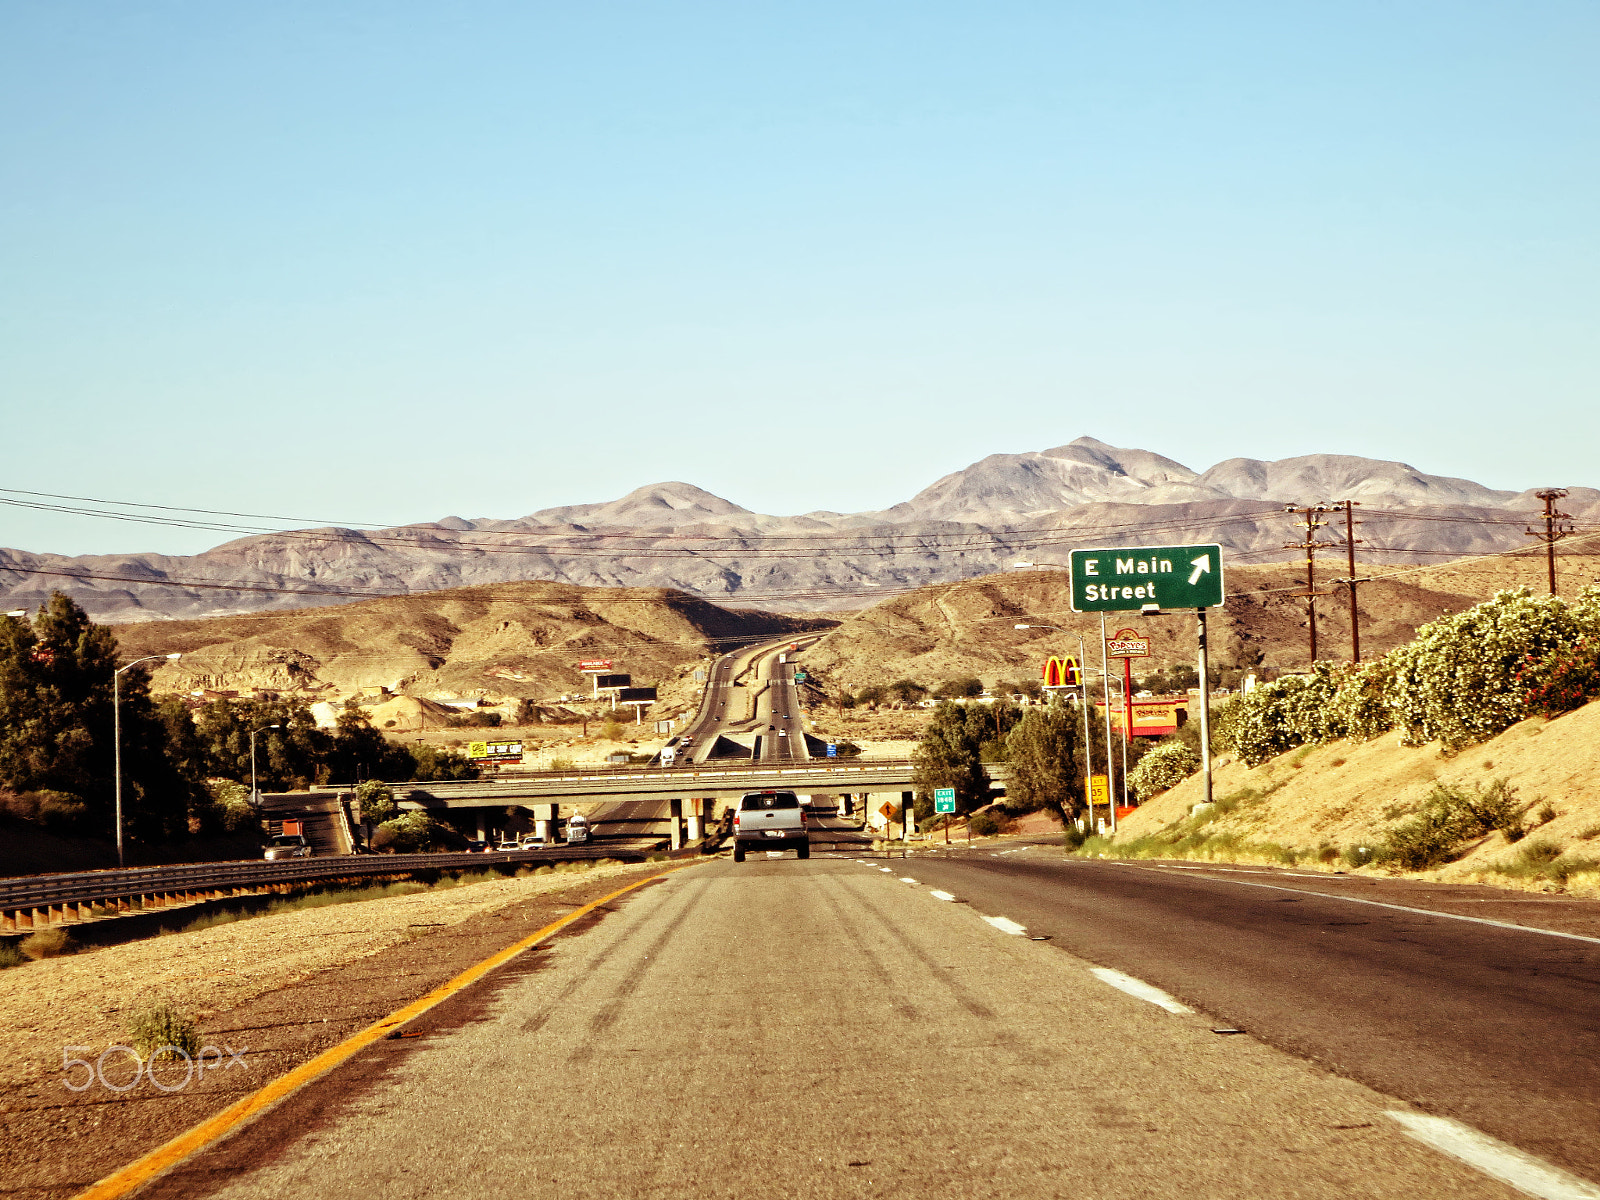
[731,791,809,862]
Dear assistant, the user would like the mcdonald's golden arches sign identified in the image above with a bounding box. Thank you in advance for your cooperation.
[1041,656,1081,688]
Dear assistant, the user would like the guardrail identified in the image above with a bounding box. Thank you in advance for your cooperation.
[0,844,667,935]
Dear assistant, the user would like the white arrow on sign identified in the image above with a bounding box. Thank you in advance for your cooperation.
[1188,555,1212,586]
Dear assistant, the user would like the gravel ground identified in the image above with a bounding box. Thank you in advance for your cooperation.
[0,860,668,1092]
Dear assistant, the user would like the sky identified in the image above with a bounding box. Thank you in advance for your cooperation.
[2,1,1595,557]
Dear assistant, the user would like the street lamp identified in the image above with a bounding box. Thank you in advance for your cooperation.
[113,653,182,868]
[250,724,282,810]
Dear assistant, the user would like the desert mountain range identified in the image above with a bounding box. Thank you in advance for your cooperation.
[5,437,1595,621]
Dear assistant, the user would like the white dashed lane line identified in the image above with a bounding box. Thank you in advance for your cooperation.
[1384,1112,1600,1200]
[1088,968,1195,1015]
[981,916,1029,936]
[928,890,957,902]
[898,877,918,885]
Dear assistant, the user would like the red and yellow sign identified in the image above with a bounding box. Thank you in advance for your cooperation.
[1105,628,1151,659]
[1041,655,1081,687]
[1094,698,1184,737]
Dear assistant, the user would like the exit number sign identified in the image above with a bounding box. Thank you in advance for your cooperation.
[1068,544,1225,612]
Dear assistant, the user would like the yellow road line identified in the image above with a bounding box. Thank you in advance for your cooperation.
[73,860,706,1200]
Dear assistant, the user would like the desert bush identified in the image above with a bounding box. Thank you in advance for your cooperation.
[128,1001,201,1061]
[0,942,23,969]
[1324,658,1397,742]
[203,779,259,834]
[968,810,1014,837]
[1127,742,1200,800]
[20,928,73,959]
[1379,778,1525,870]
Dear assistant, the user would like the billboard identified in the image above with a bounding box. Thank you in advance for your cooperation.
[594,673,631,690]
[616,687,657,702]
[577,659,613,672]
[1093,699,1184,737]
[467,739,524,763]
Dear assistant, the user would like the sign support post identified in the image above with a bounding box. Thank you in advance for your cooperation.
[1197,607,1213,809]
[1099,614,1115,833]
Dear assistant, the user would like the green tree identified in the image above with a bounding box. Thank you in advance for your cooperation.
[0,594,199,843]
[889,679,928,707]
[912,700,1022,819]
[1003,705,1083,820]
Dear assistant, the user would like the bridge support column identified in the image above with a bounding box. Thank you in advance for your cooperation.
[685,798,702,843]
[533,803,557,845]
[669,798,683,851]
[901,792,915,842]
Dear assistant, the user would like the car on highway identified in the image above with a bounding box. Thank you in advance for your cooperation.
[262,833,310,861]
[520,832,548,848]
[730,791,808,863]
[464,839,491,853]
[495,839,521,852]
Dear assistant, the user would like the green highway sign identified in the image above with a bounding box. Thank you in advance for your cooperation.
[933,787,956,814]
[1069,544,1225,612]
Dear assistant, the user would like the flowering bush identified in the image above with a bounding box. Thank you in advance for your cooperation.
[1128,742,1200,799]
[1519,638,1600,717]
[1388,588,1598,749]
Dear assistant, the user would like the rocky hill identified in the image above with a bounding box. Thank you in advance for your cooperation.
[4,437,1594,621]
[115,580,829,710]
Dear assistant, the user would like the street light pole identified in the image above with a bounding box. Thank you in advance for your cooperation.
[250,724,282,810]
[113,653,182,868]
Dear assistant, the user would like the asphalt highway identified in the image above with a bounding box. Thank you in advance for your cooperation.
[901,845,1600,1182]
[142,855,1533,1200]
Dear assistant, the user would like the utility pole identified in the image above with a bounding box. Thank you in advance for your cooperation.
[1283,505,1336,665]
[1326,501,1370,663]
[1526,489,1573,596]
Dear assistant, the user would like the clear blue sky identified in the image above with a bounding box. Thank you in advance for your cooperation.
[3,1,1595,556]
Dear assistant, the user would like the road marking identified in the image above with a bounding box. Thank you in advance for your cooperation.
[1088,968,1194,1015]
[1384,1112,1600,1200]
[898,877,918,884]
[929,890,957,902]
[68,861,708,1200]
[879,867,894,873]
[982,915,1028,935]
[1117,863,1600,947]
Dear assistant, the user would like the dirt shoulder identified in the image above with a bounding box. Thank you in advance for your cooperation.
[1,858,697,1200]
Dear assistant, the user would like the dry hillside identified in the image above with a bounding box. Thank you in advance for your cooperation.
[1113,699,1600,896]
[793,559,1572,693]
[116,581,828,708]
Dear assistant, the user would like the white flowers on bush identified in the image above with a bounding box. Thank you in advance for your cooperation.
[1215,586,1600,765]
[1388,587,1598,749]
[1128,742,1200,799]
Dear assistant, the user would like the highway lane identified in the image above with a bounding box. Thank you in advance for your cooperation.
[899,847,1600,1182]
[141,857,1524,1200]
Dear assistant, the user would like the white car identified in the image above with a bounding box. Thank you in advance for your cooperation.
[263,834,310,861]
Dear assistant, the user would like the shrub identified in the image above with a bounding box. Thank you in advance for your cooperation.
[0,942,23,969]
[128,1001,201,1062]
[0,789,90,834]
[371,810,456,853]
[968,810,1013,837]
[20,928,73,959]
[355,780,396,824]
[1519,638,1600,717]
[203,779,259,834]
[1379,778,1525,870]
[1389,587,1598,750]
[1128,742,1200,800]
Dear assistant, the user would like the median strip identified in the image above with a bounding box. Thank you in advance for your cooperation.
[1384,1112,1600,1200]
[1087,968,1194,1015]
